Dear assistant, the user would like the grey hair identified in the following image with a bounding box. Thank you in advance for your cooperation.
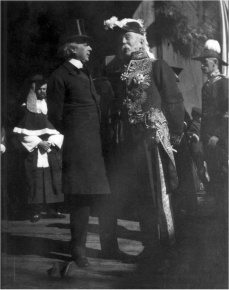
[137,34,156,60]
[58,42,79,60]
[143,37,156,60]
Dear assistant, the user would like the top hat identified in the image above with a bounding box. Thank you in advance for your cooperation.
[104,17,146,35]
[60,19,93,45]
[192,39,228,66]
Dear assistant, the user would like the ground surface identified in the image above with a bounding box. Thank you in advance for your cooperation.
[1,192,228,289]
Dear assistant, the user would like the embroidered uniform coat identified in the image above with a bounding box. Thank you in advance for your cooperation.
[47,61,110,196]
[115,51,185,243]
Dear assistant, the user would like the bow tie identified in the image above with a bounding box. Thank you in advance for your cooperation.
[73,66,88,75]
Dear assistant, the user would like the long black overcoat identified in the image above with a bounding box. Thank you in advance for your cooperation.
[47,61,110,196]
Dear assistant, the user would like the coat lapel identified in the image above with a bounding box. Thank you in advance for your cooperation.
[62,61,101,118]
[63,61,87,81]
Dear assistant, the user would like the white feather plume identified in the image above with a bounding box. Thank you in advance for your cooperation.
[204,39,221,53]
[104,16,118,30]
[104,16,144,30]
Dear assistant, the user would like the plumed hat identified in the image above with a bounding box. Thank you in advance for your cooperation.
[104,16,146,35]
[192,39,228,66]
[60,19,93,45]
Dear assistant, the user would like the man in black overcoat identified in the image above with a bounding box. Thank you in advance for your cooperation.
[47,20,125,268]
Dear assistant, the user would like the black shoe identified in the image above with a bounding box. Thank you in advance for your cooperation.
[47,262,60,277]
[30,213,41,223]
[60,261,73,278]
[135,246,161,262]
[136,247,167,273]
[101,248,135,263]
[72,254,89,268]
[46,211,66,219]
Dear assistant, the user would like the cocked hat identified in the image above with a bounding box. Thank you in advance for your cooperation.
[104,17,146,35]
[192,39,228,66]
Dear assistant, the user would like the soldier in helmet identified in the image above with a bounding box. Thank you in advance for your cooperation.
[192,39,228,219]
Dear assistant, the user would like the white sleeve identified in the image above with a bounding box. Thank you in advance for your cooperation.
[19,135,42,152]
[48,134,64,149]
[1,144,6,153]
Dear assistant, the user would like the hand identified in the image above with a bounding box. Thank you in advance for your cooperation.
[38,141,51,151]
[1,144,6,154]
[208,136,219,147]
[188,133,199,143]
[170,133,183,146]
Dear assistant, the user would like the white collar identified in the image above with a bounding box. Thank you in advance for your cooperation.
[69,59,83,69]
[36,99,47,115]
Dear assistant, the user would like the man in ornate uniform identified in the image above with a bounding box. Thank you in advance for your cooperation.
[104,17,185,267]
[192,39,228,220]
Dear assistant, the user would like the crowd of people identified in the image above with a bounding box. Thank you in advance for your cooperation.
[2,17,228,276]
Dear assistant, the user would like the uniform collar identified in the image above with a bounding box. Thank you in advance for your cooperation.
[208,69,220,80]
[130,50,149,60]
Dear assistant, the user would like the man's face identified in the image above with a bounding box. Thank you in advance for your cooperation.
[74,42,92,63]
[200,58,216,75]
[119,32,143,60]
[36,83,47,100]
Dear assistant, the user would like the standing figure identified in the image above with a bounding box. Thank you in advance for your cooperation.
[1,124,7,219]
[104,17,185,266]
[47,20,124,268]
[1,125,6,155]
[186,107,209,191]
[93,68,115,160]
[192,39,228,219]
[13,75,65,222]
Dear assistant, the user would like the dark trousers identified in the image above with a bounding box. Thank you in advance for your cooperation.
[67,194,118,258]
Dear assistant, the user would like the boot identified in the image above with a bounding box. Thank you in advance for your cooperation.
[70,206,90,268]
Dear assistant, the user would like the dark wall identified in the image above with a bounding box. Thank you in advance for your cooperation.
[2,1,140,94]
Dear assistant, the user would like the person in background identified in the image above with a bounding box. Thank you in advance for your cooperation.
[13,75,65,222]
[192,39,228,220]
[1,123,7,219]
[186,107,209,192]
[93,67,115,161]
[104,17,185,269]
[1,125,6,154]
